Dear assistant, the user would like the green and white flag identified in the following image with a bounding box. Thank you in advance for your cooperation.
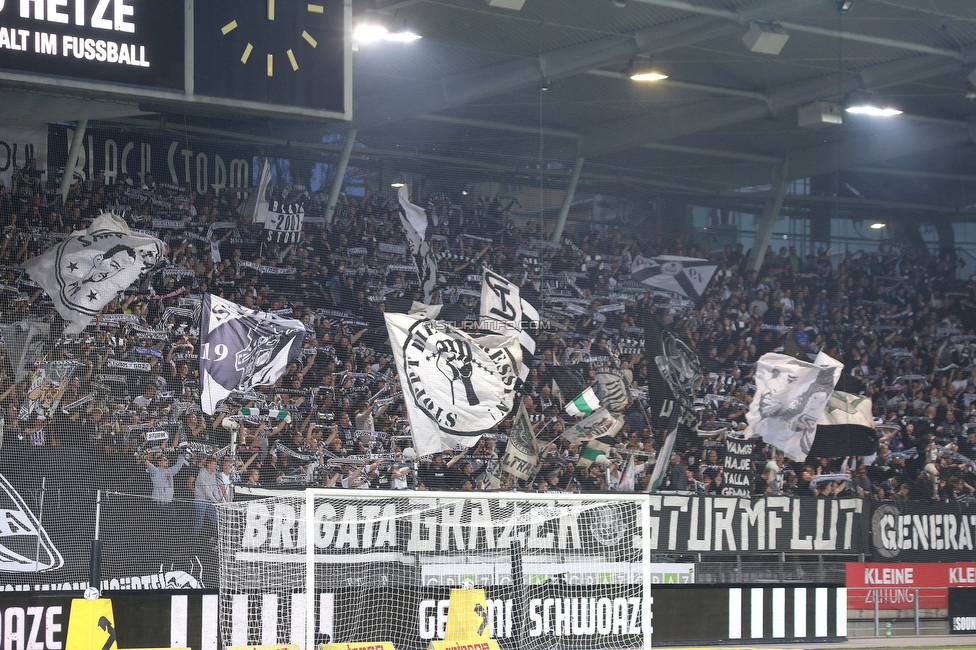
[240,407,292,423]
[578,436,613,469]
[565,387,600,417]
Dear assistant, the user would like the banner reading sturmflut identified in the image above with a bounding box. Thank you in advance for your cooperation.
[23,213,164,334]
[384,312,521,456]
[199,294,308,414]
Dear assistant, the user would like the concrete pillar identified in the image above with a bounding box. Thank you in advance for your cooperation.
[61,119,88,205]
[748,160,790,273]
[324,128,357,225]
[552,156,584,242]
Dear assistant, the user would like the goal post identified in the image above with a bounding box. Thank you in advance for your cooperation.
[216,490,653,650]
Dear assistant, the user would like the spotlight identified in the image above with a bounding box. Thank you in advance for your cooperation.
[846,105,902,117]
[611,0,627,6]
[390,182,405,188]
[838,0,854,13]
[353,24,422,43]
[627,57,667,81]
[870,222,886,229]
[540,79,551,91]
[846,93,901,116]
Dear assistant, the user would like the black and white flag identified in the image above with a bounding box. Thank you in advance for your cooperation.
[23,213,163,334]
[384,311,521,456]
[745,352,843,461]
[809,390,877,458]
[480,268,538,381]
[199,294,308,414]
[631,255,717,300]
[397,186,438,304]
[2,320,50,382]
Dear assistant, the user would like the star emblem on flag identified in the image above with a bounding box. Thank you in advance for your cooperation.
[86,290,98,301]
[630,255,717,300]
[67,262,78,272]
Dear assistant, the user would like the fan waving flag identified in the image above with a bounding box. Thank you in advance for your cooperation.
[385,311,521,456]
[199,294,308,414]
[631,255,717,300]
[808,390,877,458]
[397,185,438,304]
[745,352,843,461]
[565,387,600,417]
[23,213,163,334]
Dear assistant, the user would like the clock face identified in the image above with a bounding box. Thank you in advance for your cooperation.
[194,0,346,113]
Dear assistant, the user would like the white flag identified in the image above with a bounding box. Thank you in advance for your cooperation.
[2,320,50,382]
[397,185,437,304]
[241,158,274,224]
[618,455,636,492]
[499,399,541,481]
[199,294,308,414]
[561,407,623,444]
[23,213,163,334]
[745,352,843,461]
[384,312,521,456]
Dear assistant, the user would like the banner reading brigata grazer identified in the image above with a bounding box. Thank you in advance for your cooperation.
[870,500,976,561]
[234,494,867,556]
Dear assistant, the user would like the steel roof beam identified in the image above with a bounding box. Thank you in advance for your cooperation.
[351,0,832,129]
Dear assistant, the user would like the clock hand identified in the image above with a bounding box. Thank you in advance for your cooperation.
[267,0,275,21]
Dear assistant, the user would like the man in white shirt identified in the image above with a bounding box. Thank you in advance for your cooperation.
[217,456,235,503]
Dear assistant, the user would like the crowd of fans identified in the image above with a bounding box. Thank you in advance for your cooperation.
[1,163,976,533]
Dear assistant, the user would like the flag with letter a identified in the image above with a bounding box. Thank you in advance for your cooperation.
[199,294,308,414]
[23,213,163,334]
[384,311,521,456]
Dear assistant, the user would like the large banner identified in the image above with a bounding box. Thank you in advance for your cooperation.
[233,495,867,557]
[0,450,214,591]
[870,500,976,561]
[50,125,254,195]
[0,127,47,189]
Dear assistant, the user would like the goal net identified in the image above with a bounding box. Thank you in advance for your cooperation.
[215,490,652,650]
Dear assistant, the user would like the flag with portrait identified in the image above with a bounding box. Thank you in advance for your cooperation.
[199,294,309,414]
[23,213,164,334]
[745,352,844,461]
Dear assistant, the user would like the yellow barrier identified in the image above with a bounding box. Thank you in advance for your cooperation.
[65,598,119,650]
[64,594,195,650]
[429,589,500,650]
[228,647,299,650]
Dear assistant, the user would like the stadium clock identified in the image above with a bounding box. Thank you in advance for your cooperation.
[193,0,347,113]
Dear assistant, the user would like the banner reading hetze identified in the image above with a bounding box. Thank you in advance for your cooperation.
[846,562,976,610]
